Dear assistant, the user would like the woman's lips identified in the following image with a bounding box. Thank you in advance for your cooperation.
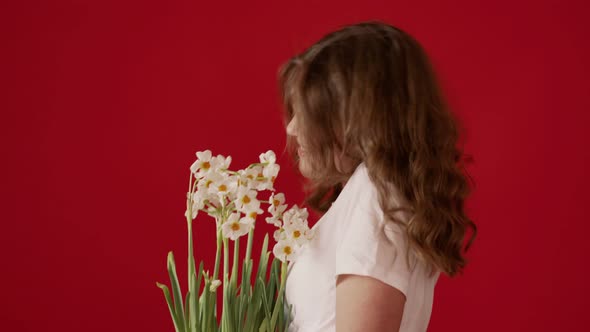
[298,148,306,155]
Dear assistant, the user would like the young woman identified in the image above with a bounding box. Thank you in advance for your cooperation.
[277,20,477,331]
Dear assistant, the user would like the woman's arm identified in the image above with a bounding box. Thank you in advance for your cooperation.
[336,274,406,331]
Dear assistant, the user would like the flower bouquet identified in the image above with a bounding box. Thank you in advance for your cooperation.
[156,150,314,332]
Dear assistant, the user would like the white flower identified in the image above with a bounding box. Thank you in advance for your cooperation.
[197,172,230,211]
[197,171,222,194]
[241,200,264,222]
[272,238,299,263]
[210,173,238,199]
[235,187,258,212]
[282,205,309,228]
[265,215,282,227]
[259,150,276,164]
[268,192,287,216]
[236,169,251,189]
[241,164,276,192]
[235,167,258,190]
[190,150,214,178]
[221,212,254,240]
[211,154,232,171]
[255,163,279,191]
[209,279,222,292]
[244,165,263,188]
[204,193,222,215]
[185,191,206,220]
[226,180,239,202]
[273,228,286,242]
[284,221,314,245]
[263,163,279,181]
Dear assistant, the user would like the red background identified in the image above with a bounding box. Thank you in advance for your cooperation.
[2,0,589,331]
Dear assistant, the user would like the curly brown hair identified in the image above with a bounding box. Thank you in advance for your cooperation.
[277,20,477,278]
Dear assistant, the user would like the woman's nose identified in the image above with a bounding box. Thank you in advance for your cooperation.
[286,115,298,137]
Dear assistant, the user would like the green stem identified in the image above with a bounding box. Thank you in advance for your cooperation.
[223,237,229,287]
[187,219,197,331]
[222,236,229,330]
[231,237,240,287]
[186,173,197,331]
[213,226,222,281]
[244,226,255,286]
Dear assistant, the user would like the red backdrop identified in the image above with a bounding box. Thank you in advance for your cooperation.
[3,0,589,331]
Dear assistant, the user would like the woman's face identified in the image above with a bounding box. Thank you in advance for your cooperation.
[286,111,313,177]
[286,110,355,180]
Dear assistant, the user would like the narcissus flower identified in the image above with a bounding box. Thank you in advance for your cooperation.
[221,212,254,241]
[190,150,213,177]
[259,150,276,164]
[272,238,299,263]
[241,201,264,223]
[185,191,206,220]
[282,204,309,228]
[268,192,287,216]
[283,221,314,246]
[235,187,259,212]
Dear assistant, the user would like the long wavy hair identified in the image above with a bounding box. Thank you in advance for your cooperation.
[277,20,477,278]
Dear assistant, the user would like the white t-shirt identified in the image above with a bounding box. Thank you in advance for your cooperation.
[284,162,440,332]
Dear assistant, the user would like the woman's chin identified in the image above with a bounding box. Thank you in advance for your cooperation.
[298,159,312,178]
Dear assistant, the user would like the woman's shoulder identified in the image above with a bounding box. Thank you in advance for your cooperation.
[341,162,388,214]
[338,161,413,236]
[333,161,383,227]
[343,162,375,196]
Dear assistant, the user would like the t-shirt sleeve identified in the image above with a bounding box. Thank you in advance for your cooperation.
[334,175,411,299]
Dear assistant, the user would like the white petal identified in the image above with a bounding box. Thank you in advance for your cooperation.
[209,279,222,292]
[196,150,212,161]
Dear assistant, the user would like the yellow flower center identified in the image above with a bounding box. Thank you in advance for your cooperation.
[202,161,210,170]
[218,184,227,192]
[249,212,257,219]
[242,195,251,204]
[283,246,292,255]
[293,230,301,238]
[273,199,280,207]
[231,222,240,231]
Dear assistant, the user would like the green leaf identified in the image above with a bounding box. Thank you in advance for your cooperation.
[239,258,252,323]
[192,261,204,332]
[271,259,280,299]
[167,251,186,332]
[266,262,277,310]
[200,273,212,332]
[256,235,270,281]
[269,279,285,328]
[244,272,265,332]
[258,317,269,332]
[284,303,294,331]
[156,282,182,332]
[184,291,191,329]
[243,287,262,332]
[269,262,288,331]
[261,316,271,332]
[258,276,271,320]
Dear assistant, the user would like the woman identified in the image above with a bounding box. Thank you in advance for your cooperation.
[277,20,477,331]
